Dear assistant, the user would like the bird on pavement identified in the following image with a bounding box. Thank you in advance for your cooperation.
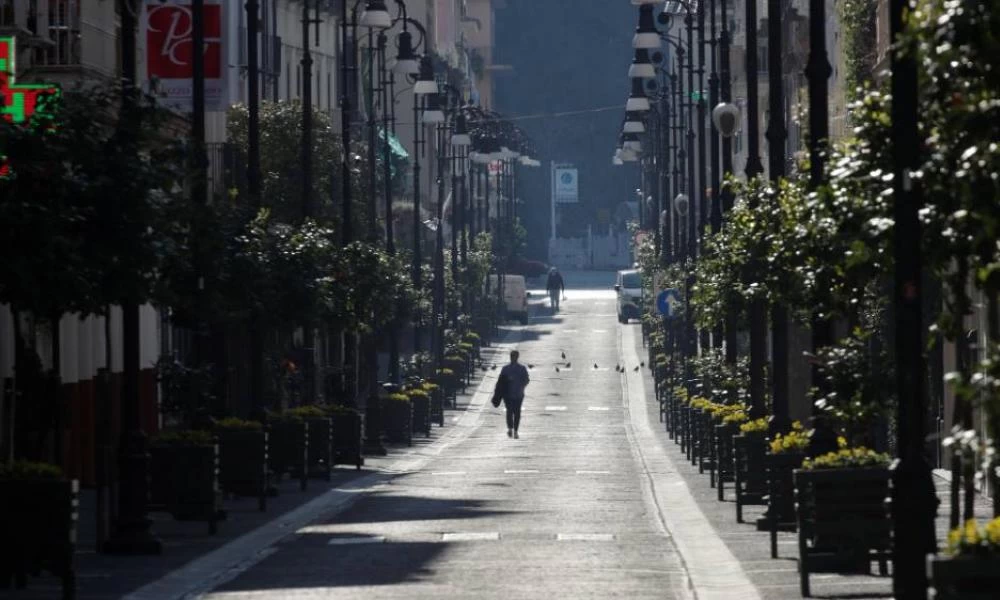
[491,364,497,370]
[481,366,488,372]
[593,363,599,369]
[640,361,645,368]
[615,364,621,372]
[528,364,534,369]
[561,351,566,359]
[633,365,640,372]
[555,366,560,373]
[565,362,571,369]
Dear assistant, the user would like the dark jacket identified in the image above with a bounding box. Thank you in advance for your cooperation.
[546,272,565,293]
[498,362,530,400]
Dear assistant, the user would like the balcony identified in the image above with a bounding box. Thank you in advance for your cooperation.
[0,0,55,47]
[29,0,118,84]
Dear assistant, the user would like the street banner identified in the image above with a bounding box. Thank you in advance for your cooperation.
[554,167,578,203]
[142,0,227,112]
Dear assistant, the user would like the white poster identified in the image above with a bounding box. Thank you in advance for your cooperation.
[554,167,578,204]
[142,0,227,112]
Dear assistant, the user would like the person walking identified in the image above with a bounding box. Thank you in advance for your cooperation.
[495,350,530,438]
[546,267,565,311]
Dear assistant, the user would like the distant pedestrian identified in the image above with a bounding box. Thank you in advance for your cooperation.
[546,267,565,311]
[496,350,530,438]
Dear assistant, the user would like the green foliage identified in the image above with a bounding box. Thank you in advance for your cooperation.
[386,393,410,403]
[800,447,890,471]
[405,388,430,400]
[0,83,189,317]
[740,418,769,434]
[947,518,1000,556]
[809,328,894,447]
[692,348,749,403]
[156,356,215,427]
[214,417,263,431]
[838,0,879,100]
[227,101,341,224]
[152,429,215,447]
[285,405,328,419]
[0,460,64,480]
[324,404,361,417]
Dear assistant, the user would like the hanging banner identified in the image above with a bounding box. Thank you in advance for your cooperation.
[142,0,227,112]
[554,167,578,204]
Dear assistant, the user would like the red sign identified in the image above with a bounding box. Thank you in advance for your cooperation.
[1,36,60,179]
[146,3,222,79]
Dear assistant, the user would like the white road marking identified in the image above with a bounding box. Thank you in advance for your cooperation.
[442,532,500,541]
[430,471,467,476]
[327,536,385,546]
[576,470,611,475]
[557,533,614,541]
[504,469,540,474]
[588,406,611,411]
[591,329,608,333]
[544,405,568,411]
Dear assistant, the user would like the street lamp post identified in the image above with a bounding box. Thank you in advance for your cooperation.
[889,0,937,596]
[765,0,790,436]
[743,0,767,422]
[104,0,161,554]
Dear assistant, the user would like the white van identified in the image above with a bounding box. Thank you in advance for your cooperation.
[487,274,529,325]
[614,269,642,323]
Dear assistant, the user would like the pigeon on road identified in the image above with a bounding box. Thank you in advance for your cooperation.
[593,363,599,370]
[555,366,560,373]
[565,362,571,369]
[633,366,640,372]
[528,364,534,369]
[491,364,497,371]
[561,351,566,359]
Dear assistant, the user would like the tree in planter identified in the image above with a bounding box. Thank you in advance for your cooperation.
[0,83,189,465]
[809,329,894,451]
[904,0,1000,524]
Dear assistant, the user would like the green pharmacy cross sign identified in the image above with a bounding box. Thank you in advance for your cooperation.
[1,35,61,178]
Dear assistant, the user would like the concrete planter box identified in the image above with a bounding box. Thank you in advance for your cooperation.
[383,400,413,445]
[217,429,269,511]
[149,444,224,534]
[0,478,77,598]
[734,432,768,523]
[928,554,1000,600]
[330,411,364,470]
[793,467,892,597]
[268,420,309,491]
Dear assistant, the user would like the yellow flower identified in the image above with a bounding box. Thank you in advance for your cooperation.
[837,436,848,449]
[985,517,1000,547]
[965,519,981,546]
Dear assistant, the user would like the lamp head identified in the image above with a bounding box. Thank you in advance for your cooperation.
[674,192,690,215]
[632,4,661,49]
[359,0,392,29]
[712,102,741,137]
[394,30,420,76]
[414,56,438,95]
[628,48,655,79]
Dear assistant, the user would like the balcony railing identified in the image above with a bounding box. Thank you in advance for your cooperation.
[32,0,118,77]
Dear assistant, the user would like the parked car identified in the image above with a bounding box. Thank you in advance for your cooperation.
[487,274,529,325]
[615,269,642,323]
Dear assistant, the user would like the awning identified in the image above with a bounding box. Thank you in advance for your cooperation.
[379,128,409,160]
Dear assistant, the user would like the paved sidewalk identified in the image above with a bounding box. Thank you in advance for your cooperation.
[4,336,516,600]
[625,323,992,600]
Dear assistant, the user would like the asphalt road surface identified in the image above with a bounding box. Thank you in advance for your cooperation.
[200,278,692,599]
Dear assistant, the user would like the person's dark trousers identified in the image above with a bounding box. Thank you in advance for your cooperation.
[504,396,524,431]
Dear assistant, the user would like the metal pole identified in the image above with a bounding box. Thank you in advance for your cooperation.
[806,0,833,360]
[744,0,766,420]
[339,1,354,245]
[412,95,423,352]
[378,32,399,383]
[247,0,264,412]
[366,28,377,241]
[889,0,937,596]
[765,0,789,435]
[301,0,313,221]
[719,0,737,366]
[104,0,161,554]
